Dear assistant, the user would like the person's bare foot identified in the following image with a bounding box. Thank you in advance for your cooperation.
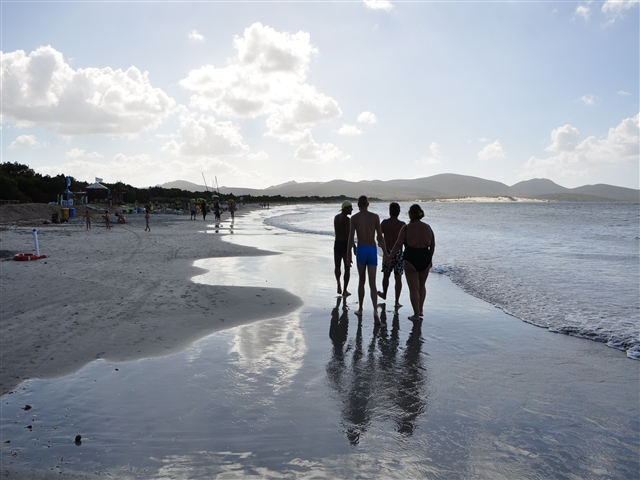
[377,290,386,300]
[408,315,420,321]
[354,309,363,317]
[337,284,342,295]
[395,302,403,309]
[342,290,351,297]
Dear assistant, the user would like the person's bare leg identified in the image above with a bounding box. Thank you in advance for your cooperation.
[394,273,403,308]
[334,251,343,295]
[418,269,430,316]
[404,262,421,321]
[342,256,351,297]
[355,262,366,316]
[378,270,390,300]
[367,264,381,324]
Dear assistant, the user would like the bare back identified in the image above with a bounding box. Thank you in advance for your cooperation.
[334,213,350,241]
[351,210,381,247]
[381,217,405,251]
[405,221,435,249]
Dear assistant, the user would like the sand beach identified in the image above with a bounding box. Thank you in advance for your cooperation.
[1,203,638,478]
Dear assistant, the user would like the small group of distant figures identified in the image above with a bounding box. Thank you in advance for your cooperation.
[189,200,237,222]
[334,196,435,324]
[82,208,151,232]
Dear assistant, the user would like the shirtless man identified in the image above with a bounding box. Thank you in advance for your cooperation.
[334,200,355,296]
[347,195,388,324]
[378,202,406,308]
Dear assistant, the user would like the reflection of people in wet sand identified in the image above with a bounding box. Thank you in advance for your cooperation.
[389,204,435,321]
[334,200,355,297]
[325,302,427,445]
[378,202,406,308]
[347,196,388,324]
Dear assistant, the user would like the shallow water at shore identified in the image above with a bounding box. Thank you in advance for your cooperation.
[1,207,638,478]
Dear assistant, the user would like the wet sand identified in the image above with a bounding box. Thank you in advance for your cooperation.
[0,208,301,397]
[1,206,638,478]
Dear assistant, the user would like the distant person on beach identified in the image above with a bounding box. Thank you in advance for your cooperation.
[83,210,92,230]
[201,201,208,221]
[379,202,406,308]
[347,195,388,324]
[388,204,435,321]
[334,200,355,297]
[214,202,221,221]
[116,211,126,224]
[103,210,112,230]
[144,208,151,232]
[190,203,197,220]
[229,200,235,219]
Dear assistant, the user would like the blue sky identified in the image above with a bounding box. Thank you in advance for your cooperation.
[2,1,638,189]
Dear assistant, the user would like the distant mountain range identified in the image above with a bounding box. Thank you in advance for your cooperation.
[160,174,639,202]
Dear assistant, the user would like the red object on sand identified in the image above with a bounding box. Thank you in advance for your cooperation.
[13,253,47,261]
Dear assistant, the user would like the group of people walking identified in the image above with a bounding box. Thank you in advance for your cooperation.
[334,196,435,323]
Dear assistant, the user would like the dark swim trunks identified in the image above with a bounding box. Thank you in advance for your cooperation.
[382,248,404,276]
[334,239,348,255]
[356,245,378,266]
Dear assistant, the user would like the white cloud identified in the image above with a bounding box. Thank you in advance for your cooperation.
[546,125,581,152]
[36,154,244,188]
[357,111,377,124]
[188,29,205,41]
[162,113,249,157]
[294,130,350,164]
[478,137,488,142]
[337,124,362,136]
[578,94,597,105]
[180,23,340,145]
[8,134,40,149]
[575,4,591,21]
[247,150,269,161]
[618,90,632,96]
[525,114,639,177]
[602,0,638,23]
[1,46,175,136]
[363,0,394,12]
[421,142,445,165]
[478,140,506,161]
[65,148,103,159]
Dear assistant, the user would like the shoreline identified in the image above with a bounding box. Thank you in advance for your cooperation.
[0,206,302,396]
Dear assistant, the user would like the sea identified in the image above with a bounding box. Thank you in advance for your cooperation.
[264,201,640,359]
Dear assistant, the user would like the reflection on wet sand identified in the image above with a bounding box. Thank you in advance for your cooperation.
[326,299,428,445]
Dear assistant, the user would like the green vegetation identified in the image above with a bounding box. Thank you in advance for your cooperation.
[0,162,360,205]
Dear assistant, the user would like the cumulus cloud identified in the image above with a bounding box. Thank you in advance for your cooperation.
[357,111,377,124]
[478,140,506,161]
[525,114,639,177]
[188,29,205,41]
[1,46,175,136]
[578,94,597,106]
[337,124,362,136]
[180,23,341,146]
[162,113,249,157]
[363,0,394,12]
[247,150,269,161]
[8,134,41,149]
[575,3,591,21]
[294,130,350,164]
[36,154,245,187]
[618,90,631,96]
[65,148,102,159]
[421,142,445,165]
[602,0,638,23]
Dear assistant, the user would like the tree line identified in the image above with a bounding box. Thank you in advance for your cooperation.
[0,162,357,205]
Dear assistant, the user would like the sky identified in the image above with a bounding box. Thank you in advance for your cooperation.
[1,0,638,190]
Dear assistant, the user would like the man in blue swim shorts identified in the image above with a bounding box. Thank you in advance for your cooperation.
[347,195,389,324]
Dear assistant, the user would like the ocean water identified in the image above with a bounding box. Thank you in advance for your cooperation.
[264,201,640,359]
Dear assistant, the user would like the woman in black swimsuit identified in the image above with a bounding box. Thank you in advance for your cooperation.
[387,204,435,321]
